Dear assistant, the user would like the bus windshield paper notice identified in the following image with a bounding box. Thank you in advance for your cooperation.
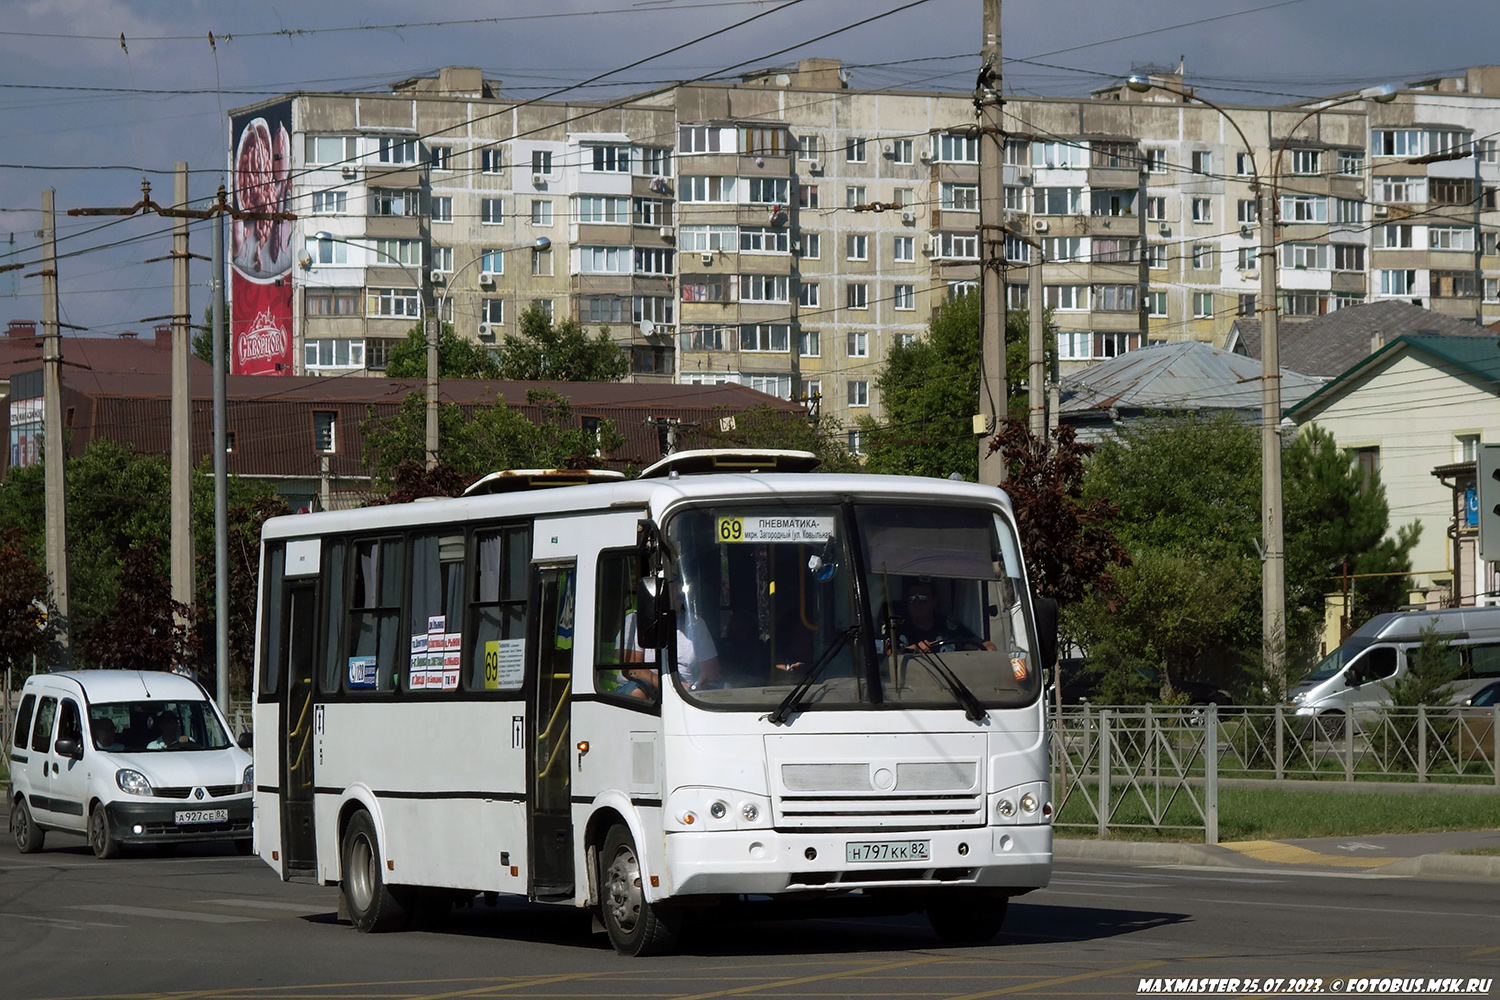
[717,515,834,544]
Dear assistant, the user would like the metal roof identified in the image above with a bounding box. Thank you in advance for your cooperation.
[1228,301,1489,378]
[1058,341,1322,419]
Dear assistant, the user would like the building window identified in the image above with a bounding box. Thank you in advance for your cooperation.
[1092,238,1137,263]
[430,246,453,273]
[797,135,820,160]
[584,297,626,324]
[312,190,346,215]
[1289,149,1321,175]
[1146,244,1166,269]
[1333,245,1364,271]
[936,133,979,163]
[373,238,422,268]
[304,339,365,370]
[680,276,727,303]
[1144,148,1167,173]
[482,299,505,325]
[895,332,915,348]
[1375,225,1414,249]
[426,145,452,171]
[1004,139,1029,165]
[306,287,361,316]
[305,236,348,265]
[941,183,979,212]
[1005,235,1031,263]
[580,246,629,274]
[639,147,672,176]
[847,430,863,455]
[1147,291,1167,317]
[1238,293,1257,316]
[1379,269,1417,295]
[1192,243,1213,270]
[1094,284,1137,311]
[1006,284,1028,309]
[1280,243,1329,270]
[1091,141,1135,168]
[845,185,866,208]
[847,331,868,358]
[739,274,788,302]
[939,232,979,259]
[797,184,819,209]
[1145,196,1166,221]
[532,149,553,174]
[534,299,554,320]
[532,247,553,277]
[1236,247,1256,270]
[746,178,789,204]
[680,324,729,351]
[680,176,733,203]
[798,282,820,308]
[950,279,978,300]
[1191,150,1212,174]
[1432,271,1476,298]
[799,330,820,358]
[634,248,674,276]
[893,284,914,310]
[1193,292,1214,319]
[590,145,630,172]
[479,248,506,275]
[893,235,914,262]
[1374,176,1425,204]
[378,137,417,164]
[306,135,356,165]
[633,295,673,325]
[531,200,553,226]
[430,196,452,223]
[1337,149,1364,175]
[1280,195,1327,222]
[1373,130,1427,157]
[1282,291,1329,316]
[740,324,789,352]
[680,225,737,253]
[846,234,868,260]
[802,232,821,259]
[891,139,914,164]
[481,198,504,224]
[1044,285,1088,311]
[1191,198,1212,222]
[634,197,667,226]
[846,283,868,310]
[846,137,867,163]
[313,411,337,453]
[1237,199,1258,224]
[371,188,418,217]
[1354,447,1379,493]
[741,226,789,253]
[1458,434,1481,463]
[847,381,869,407]
[578,195,629,224]
[1430,227,1475,251]
[1334,198,1364,224]
[1032,141,1084,168]
[679,126,722,154]
[1036,187,1082,215]
[367,287,419,318]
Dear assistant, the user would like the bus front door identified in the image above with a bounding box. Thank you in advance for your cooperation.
[528,564,576,900]
[279,583,318,874]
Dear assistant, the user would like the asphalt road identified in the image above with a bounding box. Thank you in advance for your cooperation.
[2,820,1497,1000]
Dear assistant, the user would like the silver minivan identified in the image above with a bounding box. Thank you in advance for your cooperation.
[1290,606,1500,722]
[7,670,253,858]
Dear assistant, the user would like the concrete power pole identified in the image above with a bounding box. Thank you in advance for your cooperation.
[212,203,230,712]
[976,0,1007,484]
[1257,175,1286,695]
[171,163,194,626]
[1028,248,1045,440]
[40,188,69,653]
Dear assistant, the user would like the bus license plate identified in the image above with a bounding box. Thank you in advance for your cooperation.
[845,839,930,863]
[175,809,228,825]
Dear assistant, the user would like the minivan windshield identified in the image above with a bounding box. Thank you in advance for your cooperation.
[89,700,231,752]
[1301,636,1376,684]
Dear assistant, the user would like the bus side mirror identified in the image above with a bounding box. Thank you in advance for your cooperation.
[1034,597,1059,669]
[636,576,668,649]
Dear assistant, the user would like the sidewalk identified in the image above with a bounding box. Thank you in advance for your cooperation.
[1055,828,1500,879]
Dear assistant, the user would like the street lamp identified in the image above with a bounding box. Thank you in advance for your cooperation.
[436,236,551,337]
[312,231,437,466]
[1123,75,1397,698]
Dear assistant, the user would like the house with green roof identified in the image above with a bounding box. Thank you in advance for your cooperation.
[1286,334,1500,606]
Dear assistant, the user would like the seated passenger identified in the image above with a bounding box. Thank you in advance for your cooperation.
[92,718,124,751]
[148,711,193,749]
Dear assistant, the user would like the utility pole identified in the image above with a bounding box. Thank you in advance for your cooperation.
[1028,246,1045,440]
[212,200,230,713]
[170,163,193,628]
[1257,169,1286,696]
[40,188,69,654]
[976,0,1007,484]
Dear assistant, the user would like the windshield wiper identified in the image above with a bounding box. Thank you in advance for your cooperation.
[768,625,860,725]
[909,650,989,723]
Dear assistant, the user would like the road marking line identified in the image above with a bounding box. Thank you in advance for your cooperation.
[196,898,331,912]
[935,959,1168,999]
[70,904,264,924]
[1219,840,1405,868]
[0,912,124,929]
[1148,864,1407,880]
[1200,897,1500,920]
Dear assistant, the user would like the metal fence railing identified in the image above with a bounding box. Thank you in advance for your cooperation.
[1051,704,1500,844]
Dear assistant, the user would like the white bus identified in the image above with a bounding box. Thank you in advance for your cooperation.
[251,451,1056,954]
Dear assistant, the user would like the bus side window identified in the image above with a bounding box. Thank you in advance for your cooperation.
[1352,646,1398,684]
[468,526,529,692]
[319,539,346,694]
[1469,643,1500,679]
[406,533,466,692]
[595,551,658,703]
[347,537,403,693]
[11,694,35,750]
[260,544,285,697]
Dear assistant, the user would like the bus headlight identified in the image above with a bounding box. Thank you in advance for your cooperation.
[116,769,153,796]
[995,798,1016,819]
[741,803,759,822]
[666,787,771,830]
[1020,793,1038,814]
[709,801,727,819]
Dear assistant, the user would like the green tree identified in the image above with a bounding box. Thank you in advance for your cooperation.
[191,305,228,373]
[860,292,1052,481]
[385,321,503,379]
[0,528,56,674]
[361,388,626,492]
[493,304,629,382]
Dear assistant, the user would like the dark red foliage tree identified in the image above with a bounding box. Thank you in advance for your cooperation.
[0,529,55,672]
[80,548,199,672]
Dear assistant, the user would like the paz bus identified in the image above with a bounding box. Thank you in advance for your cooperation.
[250,450,1056,954]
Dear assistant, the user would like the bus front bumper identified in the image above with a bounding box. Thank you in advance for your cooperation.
[664,824,1051,897]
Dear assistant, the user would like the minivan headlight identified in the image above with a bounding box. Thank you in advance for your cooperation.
[116,769,153,796]
[241,765,254,794]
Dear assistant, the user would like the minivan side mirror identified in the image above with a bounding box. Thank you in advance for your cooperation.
[237,732,253,750]
[54,737,84,760]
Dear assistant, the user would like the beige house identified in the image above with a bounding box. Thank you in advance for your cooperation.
[1286,334,1500,605]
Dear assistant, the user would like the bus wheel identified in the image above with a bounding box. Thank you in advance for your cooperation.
[927,893,1008,945]
[341,811,409,933]
[89,803,121,859]
[13,798,45,854]
[599,824,680,956]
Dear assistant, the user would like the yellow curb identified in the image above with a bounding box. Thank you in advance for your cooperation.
[1220,839,1406,868]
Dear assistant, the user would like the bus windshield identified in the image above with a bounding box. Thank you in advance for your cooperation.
[661,501,1039,712]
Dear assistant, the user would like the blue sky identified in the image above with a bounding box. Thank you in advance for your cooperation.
[2,0,1497,332]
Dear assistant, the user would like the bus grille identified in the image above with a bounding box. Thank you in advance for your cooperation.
[774,792,985,830]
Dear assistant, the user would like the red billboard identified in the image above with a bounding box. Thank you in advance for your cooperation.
[230,100,295,375]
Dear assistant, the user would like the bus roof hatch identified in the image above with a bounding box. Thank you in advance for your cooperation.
[637,449,820,480]
[463,468,626,496]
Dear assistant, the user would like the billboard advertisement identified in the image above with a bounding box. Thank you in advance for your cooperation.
[230,100,295,375]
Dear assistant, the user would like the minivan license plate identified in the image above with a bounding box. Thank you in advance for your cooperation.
[175,809,228,825]
[845,839,930,863]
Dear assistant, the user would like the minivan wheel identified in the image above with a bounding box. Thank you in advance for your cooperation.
[13,798,45,854]
[1318,710,1346,741]
[340,811,409,933]
[89,803,121,859]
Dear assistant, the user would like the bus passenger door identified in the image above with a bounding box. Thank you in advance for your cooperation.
[279,583,319,874]
[528,564,576,900]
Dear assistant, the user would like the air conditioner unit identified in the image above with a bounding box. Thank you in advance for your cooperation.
[1157,222,1171,235]
[807,159,822,174]
[478,323,495,340]
[1017,174,1033,187]
[882,144,894,157]
[478,271,496,287]
[700,252,714,266]
[1239,224,1254,239]
[659,226,674,240]
[532,173,546,187]
[1032,219,1050,233]
[1373,205,1389,217]
[1245,270,1259,280]
[341,166,357,179]
[919,151,933,163]
[922,236,938,256]
[900,210,915,225]
[429,270,445,284]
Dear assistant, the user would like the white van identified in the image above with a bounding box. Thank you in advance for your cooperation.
[6,670,253,858]
[1290,606,1500,722]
